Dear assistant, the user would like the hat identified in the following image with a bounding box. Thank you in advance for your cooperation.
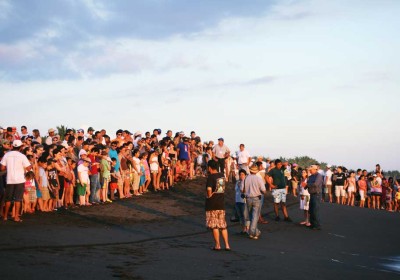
[249,165,259,174]
[48,128,55,133]
[79,149,87,157]
[309,165,318,170]
[218,137,224,141]
[83,157,91,163]
[179,131,185,135]
[106,156,112,162]
[88,127,94,132]
[62,142,69,149]
[1,139,10,145]
[292,163,298,167]
[77,128,84,133]
[327,164,332,168]
[231,154,237,158]
[134,131,142,137]
[373,174,377,177]
[12,140,23,148]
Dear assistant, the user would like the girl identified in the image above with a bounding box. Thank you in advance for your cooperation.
[299,169,311,226]
[370,175,382,210]
[149,150,160,191]
[357,175,367,208]
[346,171,356,206]
[23,171,36,214]
[38,158,50,212]
[141,152,151,193]
[131,149,141,196]
[47,159,60,211]
[139,154,146,194]
[100,155,112,203]
[109,158,119,201]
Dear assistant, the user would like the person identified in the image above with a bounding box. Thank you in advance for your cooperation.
[290,163,299,197]
[212,138,230,178]
[235,169,250,234]
[177,137,191,178]
[45,128,56,146]
[1,140,32,222]
[77,157,91,206]
[205,160,230,251]
[346,171,356,206]
[266,159,292,222]
[241,165,267,239]
[299,169,310,226]
[324,165,333,203]
[358,174,367,208]
[370,174,382,209]
[334,166,346,205]
[305,165,324,230]
[236,144,251,173]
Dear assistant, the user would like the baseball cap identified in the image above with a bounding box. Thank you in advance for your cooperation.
[12,140,23,148]
[79,149,87,157]
[48,128,56,133]
[134,131,142,137]
[88,127,94,132]
[218,138,224,141]
[327,164,332,168]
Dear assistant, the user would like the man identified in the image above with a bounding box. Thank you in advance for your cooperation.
[205,160,230,251]
[255,162,268,224]
[291,163,300,197]
[334,166,346,204]
[324,165,333,203]
[306,165,324,230]
[177,137,191,174]
[267,159,292,222]
[20,125,30,138]
[237,144,251,173]
[1,140,32,222]
[212,138,230,177]
[45,128,56,146]
[242,165,267,239]
[86,127,95,139]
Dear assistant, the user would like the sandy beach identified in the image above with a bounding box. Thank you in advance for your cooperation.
[1,178,399,280]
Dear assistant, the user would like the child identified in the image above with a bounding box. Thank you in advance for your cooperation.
[100,155,112,203]
[47,159,60,211]
[299,170,311,226]
[395,180,400,212]
[23,171,36,214]
[109,158,119,200]
[38,157,50,212]
[346,171,356,206]
[77,158,91,206]
[160,159,170,190]
[64,158,76,208]
[385,183,393,212]
[174,160,183,183]
[235,169,249,234]
[358,175,367,208]
[139,154,146,194]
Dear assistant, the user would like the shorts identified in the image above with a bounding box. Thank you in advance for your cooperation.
[76,183,87,196]
[347,186,355,193]
[151,170,158,174]
[272,188,287,204]
[359,190,365,201]
[299,195,310,210]
[5,183,25,202]
[325,184,332,195]
[386,196,392,203]
[102,178,110,189]
[371,192,382,197]
[205,210,227,229]
[110,182,118,191]
[40,187,50,201]
[28,188,37,203]
[335,185,346,197]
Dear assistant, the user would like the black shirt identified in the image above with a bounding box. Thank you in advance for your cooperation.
[205,172,225,211]
[335,172,346,186]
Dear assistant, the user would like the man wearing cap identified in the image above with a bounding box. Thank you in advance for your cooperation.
[85,127,95,139]
[241,165,267,239]
[177,137,191,173]
[324,165,333,203]
[305,165,324,230]
[212,138,230,178]
[1,140,32,222]
[45,128,56,146]
[237,144,251,174]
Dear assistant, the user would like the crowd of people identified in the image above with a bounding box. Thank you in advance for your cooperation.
[0,125,399,227]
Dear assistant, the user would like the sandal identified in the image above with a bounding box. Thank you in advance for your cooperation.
[211,247,221,251]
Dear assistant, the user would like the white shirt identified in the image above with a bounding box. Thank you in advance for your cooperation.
[77,164,90,185]
[325,169,333,185]
[1,151,31,184]
[237,149,251,165]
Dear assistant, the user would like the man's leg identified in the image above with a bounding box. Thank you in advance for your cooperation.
[282,203,289,218]
[274,203,279,218]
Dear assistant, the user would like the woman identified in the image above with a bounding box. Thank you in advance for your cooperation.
[346,171,356,206]
[299,169,310,226]
[235,169,250,234]
[370,175,382,209]
[119,145,131,198]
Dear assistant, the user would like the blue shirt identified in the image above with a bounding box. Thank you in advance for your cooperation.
[177,142,189,160]
[108,149,120,172]
[307,173,323,194]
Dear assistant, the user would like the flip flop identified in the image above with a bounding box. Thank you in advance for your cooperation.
[225,248,231,251]
[13,219,23,223]
[211,247,221,251]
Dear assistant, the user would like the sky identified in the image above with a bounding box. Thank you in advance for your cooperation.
[0,0,399,171]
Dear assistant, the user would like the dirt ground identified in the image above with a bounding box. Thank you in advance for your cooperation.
[1,178,400,280]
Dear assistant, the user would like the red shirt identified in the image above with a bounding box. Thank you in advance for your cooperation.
[88,154,99,175]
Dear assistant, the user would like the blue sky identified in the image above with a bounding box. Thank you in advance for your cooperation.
[1,0,399,171]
